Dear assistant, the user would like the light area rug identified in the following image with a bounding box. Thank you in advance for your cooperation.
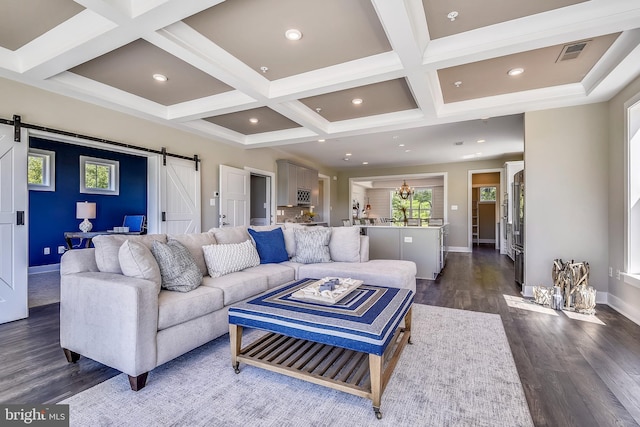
[61,304,533,427]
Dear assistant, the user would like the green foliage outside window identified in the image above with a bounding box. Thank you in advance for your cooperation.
[479,186,496,202]
[391,189,432,224]
[28,155,44,185]
[85,162,111,189]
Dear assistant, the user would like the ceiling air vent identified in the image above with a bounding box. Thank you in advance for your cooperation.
[556,40,590,62]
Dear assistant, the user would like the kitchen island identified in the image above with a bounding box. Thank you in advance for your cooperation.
[361,224,448,280]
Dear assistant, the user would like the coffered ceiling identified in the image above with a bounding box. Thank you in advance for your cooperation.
[1,0,639,170]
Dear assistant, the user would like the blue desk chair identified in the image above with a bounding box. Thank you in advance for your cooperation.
[123,215,146,234]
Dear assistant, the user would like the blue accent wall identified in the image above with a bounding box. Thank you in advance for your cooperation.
[29,137,147,267]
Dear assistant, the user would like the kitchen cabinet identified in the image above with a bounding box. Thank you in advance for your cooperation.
[276,160,318,207]
[365,224,448,280]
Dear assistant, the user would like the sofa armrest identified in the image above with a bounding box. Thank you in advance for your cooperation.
[60,248,99,275]
[60,272,159,377]
[359,235,370,262]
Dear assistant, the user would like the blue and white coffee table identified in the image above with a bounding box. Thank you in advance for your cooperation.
[228,278,414,419]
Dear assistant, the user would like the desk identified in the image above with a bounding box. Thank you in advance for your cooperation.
[64,231,139,249]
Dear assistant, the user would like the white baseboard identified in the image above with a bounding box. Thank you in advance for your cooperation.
[28,264,60,274]
[607,293,640,327]
[478,239,495,244]
[447,246,471,253]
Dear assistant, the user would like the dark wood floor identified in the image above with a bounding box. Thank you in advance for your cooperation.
[2,247,640,426]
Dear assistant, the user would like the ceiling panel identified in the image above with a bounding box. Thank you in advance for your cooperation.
[70,39,233,106]
[183,0,391,80]
[0,0,638,169]
[300,78,417,122]
[423,0,588,39]
[204,106,301,135]
[0,0,85,51]
[439,33,620,104]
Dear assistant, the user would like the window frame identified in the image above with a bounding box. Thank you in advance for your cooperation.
[389,187,433,224]
[27,148,55,192]
[623,92,640,288]
[80,155,119,195]
[478,186,497,203]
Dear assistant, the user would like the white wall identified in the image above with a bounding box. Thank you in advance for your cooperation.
[524,104,609,294]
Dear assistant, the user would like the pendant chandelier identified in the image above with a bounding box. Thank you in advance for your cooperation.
[396,180,414,200]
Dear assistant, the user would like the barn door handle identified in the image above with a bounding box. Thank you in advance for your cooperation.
[161,212,166,222]
[16,211,25,226]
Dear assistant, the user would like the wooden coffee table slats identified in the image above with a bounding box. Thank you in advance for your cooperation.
[229,306,412,419]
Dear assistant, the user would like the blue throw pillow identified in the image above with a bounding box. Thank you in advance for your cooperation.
[248,228,289,264]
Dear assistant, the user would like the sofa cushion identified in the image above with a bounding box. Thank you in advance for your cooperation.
[118,240,162,292]
[93,234,167,274]
[243,263,295,288]
[283,228,296,258]
[329,226,361,263]
[202,240,260,278]
[211,226,250,244]
[291,227,331,264]
[248,228,289,264]
[157,285,224,331]
[297,259,417,292]
[201,272,268,306]
[167,232,216,276]
[151,240,203,292]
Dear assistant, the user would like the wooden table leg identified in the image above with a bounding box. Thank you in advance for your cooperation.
[369,353,383,419]
[229,324,242,374]
[404,306,413,344]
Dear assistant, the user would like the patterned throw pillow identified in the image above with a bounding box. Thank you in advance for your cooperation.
[151,240,203,292]
[248,228,289,264]
[291,227,332,264]
[202,240,261,277]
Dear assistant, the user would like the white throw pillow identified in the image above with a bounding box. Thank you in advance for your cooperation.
[202,240,260,277]
[329,226,361,263]
[291,227,331,264]
[211,226,250,244]
[118,240,162,293]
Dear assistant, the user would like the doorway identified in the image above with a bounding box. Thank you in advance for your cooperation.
[468,170,502,251]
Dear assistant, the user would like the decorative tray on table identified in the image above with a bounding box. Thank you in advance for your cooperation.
[290,277,363,305]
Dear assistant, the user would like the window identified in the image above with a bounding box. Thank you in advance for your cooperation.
[391,188,432,224]
[80,155,119,195]
[479,186,497,202]
[27,148,55,191]
[625,96,640,284]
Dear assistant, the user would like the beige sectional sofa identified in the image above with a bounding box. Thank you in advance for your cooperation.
[59,224,416,391]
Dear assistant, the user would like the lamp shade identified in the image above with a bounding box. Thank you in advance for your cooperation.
[76,202,96,219]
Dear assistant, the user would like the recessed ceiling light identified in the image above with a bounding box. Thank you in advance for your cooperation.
[362,161,369,165]
[343,157,350,161]
[399,143,405,147]
[447,11,459,21]
[477,139,485,143]
[508,68,525,76]
[152,73,168,82]
[351,98,363,105]
[405,149,411,153]
[454,141,464,146]
[249,117,259,124]
[454,81,462,88]
[317,139,325,142]
[285,29,302,41]
[345,153,352,156]
[260,66,268,73]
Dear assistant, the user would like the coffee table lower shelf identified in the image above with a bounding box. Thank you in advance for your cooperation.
[229,322,411,419]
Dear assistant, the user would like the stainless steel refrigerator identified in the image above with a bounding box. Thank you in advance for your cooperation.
[512,170,525,287]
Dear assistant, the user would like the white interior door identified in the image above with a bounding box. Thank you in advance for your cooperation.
[220,165,249,227]
[0,125,28,324]
[161,157,201,234]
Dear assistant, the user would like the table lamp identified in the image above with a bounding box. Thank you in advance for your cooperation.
[76,201,96,232]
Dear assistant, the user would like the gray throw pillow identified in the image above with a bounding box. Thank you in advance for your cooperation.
[291,227,332,264]
[151,239,203,292]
